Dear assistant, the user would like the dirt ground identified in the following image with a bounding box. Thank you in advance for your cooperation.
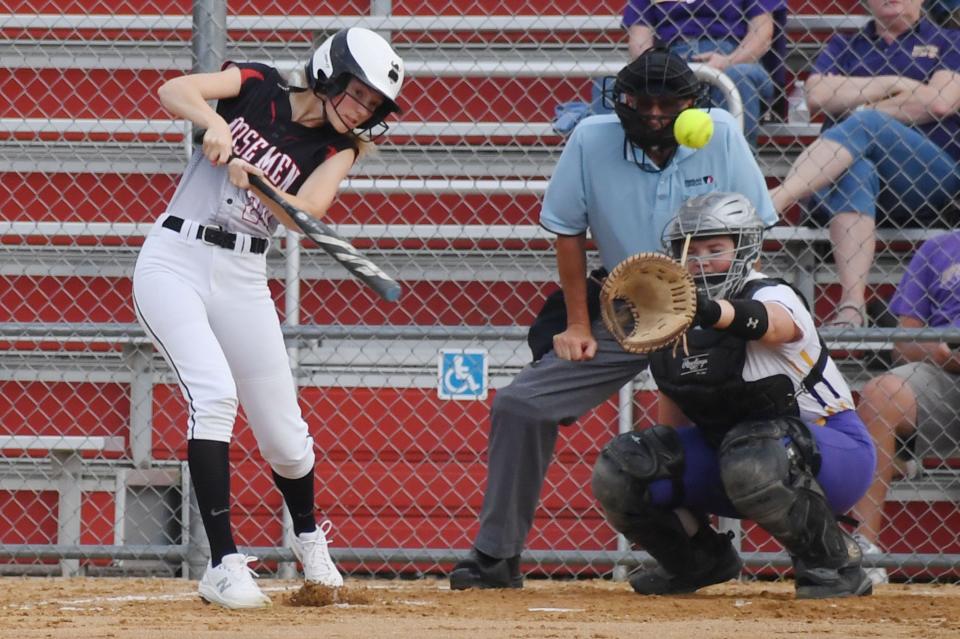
[1,576,958,639]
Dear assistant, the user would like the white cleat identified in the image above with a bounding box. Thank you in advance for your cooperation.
[292,520,344,587]
[853,533,889,586]
[198,553,272,609]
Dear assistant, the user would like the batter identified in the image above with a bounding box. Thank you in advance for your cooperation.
[132,27,404,609]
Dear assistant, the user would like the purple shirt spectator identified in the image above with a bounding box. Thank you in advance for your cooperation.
[813,19,960,161]
[890,231,960,326]
[623,0,784,45]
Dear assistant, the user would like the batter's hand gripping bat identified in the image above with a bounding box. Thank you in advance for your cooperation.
[193,129,402,302]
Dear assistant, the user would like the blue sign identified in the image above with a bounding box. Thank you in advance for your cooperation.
[438,349,488,400]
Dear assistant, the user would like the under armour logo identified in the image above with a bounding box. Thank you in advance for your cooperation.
[388,61,400,83]
[216,577,231,594]
[746,317,759,329]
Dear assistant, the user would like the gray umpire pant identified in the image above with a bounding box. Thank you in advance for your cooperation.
[474,319,650,559]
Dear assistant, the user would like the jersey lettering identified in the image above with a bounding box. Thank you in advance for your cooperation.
[204,64,356,236]
[229,116,302,197]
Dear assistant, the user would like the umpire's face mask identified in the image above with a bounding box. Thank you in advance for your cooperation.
[615,94,692,151]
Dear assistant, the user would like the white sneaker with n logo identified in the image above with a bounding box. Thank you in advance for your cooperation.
[292,520,344,587]
[198,554,272,609]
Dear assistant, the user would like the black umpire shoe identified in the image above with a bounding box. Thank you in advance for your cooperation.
[449,549,523,590]
[629,529,743,595]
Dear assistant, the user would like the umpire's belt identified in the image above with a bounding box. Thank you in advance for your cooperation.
[162,215,268,255]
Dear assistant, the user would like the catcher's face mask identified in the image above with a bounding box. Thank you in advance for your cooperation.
[663,192,766,300]
[683,235,738,298]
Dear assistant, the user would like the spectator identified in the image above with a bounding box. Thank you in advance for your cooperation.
[624,0,787,147]
[851,230,960,585]
[769,0,960,327]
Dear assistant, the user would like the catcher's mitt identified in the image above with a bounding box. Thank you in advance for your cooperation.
[599,252,697,353]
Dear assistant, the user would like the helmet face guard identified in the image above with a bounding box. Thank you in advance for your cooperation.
[305,28,405,140]
[603,49,705,152]
[662,192,765,299]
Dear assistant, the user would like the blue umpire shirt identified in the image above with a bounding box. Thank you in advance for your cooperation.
[540,109,778,272]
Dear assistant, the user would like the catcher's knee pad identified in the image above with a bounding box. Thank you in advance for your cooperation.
[718,417,848,568]
[592,425,684,531]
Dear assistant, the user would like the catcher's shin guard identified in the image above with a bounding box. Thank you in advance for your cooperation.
[592,426,743,594]
[718,417,871,599]
[793,534,872,599]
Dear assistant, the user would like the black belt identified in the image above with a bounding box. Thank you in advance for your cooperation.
[162,216,268,254]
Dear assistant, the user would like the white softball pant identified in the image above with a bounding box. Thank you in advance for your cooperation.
[133,215,314,479]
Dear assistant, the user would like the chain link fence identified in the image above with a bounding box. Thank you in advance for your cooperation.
[0,0,957,583]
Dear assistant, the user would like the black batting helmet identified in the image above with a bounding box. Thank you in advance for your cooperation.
[608,48,704,151]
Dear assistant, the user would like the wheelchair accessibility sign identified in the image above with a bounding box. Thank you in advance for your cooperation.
[438,349,488,400]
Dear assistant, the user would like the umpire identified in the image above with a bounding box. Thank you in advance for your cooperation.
[449,49,778,590]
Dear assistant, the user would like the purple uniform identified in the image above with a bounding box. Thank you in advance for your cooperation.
[623,0,784,45]
[890,230,960,325]
[813,19,960,161]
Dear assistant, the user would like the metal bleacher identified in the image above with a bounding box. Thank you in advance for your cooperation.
[0,9,945,409]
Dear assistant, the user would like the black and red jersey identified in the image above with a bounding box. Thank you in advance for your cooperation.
[217,62,358,195]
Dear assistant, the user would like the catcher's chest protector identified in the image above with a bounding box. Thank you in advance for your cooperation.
[648,279,800,447]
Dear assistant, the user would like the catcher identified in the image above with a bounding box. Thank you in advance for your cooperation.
[592,192,876,599]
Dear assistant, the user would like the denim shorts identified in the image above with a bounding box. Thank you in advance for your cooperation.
[810,110,960,225]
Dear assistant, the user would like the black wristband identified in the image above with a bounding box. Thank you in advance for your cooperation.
[722,299,769,340]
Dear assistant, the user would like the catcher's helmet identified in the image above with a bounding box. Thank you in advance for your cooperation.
[662,192,765,299]
[305,28,404,136]
[608,48,704,151]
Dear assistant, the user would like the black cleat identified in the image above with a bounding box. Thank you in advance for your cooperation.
[629,529,743,595]
[449,549,522,590]
[794,531,874,599]
[794,559,873,599]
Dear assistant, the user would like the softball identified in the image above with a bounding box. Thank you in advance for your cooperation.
[674,109,714,149]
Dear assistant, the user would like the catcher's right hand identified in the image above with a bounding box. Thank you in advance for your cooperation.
[599,252,697,354]
[693,289,723,328]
